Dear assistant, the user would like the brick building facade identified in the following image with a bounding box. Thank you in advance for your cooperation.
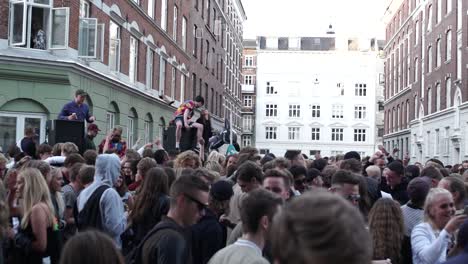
[240,39,256,147]
[383,0,468,164]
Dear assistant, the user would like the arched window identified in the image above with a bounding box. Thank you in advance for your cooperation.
[414,58,419,83]
[144,114,154,144]
[446,78,452,107]
[397,106,401,130]
[436,83,441,112]
[427,87,432,114]
[128,108,138,146]
[436,38,441,67]
[446,30,452,61]
[406,100,410,127]
[414,95,419,119]
[427,46,433,72]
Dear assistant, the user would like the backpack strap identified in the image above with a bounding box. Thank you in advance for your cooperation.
[77,185,110,231]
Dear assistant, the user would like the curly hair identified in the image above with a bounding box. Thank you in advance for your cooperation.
[174,150,201,169]
[368,198,404,264]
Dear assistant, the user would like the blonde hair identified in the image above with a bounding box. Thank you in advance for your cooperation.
[50,167,65,218]
[207,151,226,166]
[19,168,56,229]
[423,188,453,226]
[174,151,201,169]
[62,142,79,156]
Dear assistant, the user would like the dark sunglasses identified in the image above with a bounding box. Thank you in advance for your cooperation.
[184,194,207,212]
[346,194,361,202]
[294,179,306,185]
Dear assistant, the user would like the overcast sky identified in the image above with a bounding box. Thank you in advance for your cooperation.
[242,0,387,39]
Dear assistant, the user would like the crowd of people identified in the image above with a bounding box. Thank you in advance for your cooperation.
[2,94,468,264]
[2,138,468,264]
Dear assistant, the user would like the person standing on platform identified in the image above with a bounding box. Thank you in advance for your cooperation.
[173,96,205,152]
[58,89,95,123]
[83,124,100,152]
[196,109,213,153]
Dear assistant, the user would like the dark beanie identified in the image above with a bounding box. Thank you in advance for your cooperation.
[210,180,234,201]
[407,177,430,205]
[344,151,361,161]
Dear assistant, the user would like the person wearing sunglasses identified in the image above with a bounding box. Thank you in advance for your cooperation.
[329,170,361,207]
[139,173,209,264]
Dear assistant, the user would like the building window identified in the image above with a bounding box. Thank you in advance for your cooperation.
[144,120,153,144]
[414,58,419,82]
[446,0,452,13]
[311,105,320,118]
[436,38,441,68]
[354,129,366,142]
[355,83,367,96]
[289,104,301,118]
[106,112,115,133]
[180,74,185,102]
[80,0,90,18]
[148,0,155,18]
[129,37,138,83]
[311,128,320,141]
[288,127,300,140]
[446,78,452,107]
[435,129,440,155]
[161,0,168,31]
[245,56,254,67]
[266,82,276,95]
[245,75,253,85]
[427,5,433,31]
[243,95,253,107]
[127,117,135,146]
[331,128,344,141]
[260,149,270,155]
[171,67,176,99]
[436,83,441,112]
[265,104,277,117]
[436,0,442,23]
[193,25,198,56]
[427,87,432,114]
[159,57,166,95]
[354,105,367,119]
[242,135,252,147]
[332,104,344,119]
[243,115,252,131]
[427,46,433,72]
[446,30,452,61]
[0,113,47,152]
[173,6,178,41]
[265,127,277,140]
[415,20,419,45]
[146,48,154,89]
[109,21,121,72]
[182,17,187,50]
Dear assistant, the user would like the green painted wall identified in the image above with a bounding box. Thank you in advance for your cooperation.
[0,62,174,145]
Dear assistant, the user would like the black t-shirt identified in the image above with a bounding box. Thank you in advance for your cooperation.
[21,137,36,159]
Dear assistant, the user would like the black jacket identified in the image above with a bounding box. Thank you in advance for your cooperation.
[191,209,226,264]
[380,177,409,205]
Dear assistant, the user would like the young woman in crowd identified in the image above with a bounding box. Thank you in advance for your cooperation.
[368,198,404,264]
[14,168,61,263]
[122,167,170,254]
[411,188,467,264]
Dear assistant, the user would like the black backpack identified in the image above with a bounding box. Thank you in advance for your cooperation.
[75,185,109,231]
[124,221,178,264]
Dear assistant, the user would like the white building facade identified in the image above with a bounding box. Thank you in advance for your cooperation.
[255,36,383,157]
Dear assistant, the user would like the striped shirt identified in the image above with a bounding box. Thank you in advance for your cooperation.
[401,203,424,237]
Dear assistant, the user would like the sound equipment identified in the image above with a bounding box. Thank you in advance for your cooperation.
[47,120,85,152]
[163,125,197,152]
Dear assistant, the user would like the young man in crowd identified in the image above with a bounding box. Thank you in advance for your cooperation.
[284,150,306,168]
[174,95,205,151]
[83,123,100,152]
[329,170,361,207]
[270,191,371,264]
[209,189,283,264]
[140,173,210,264]
[380,161,409,205]
[98,127,127,158]
[438,176,467,210]
[192,180,234,264]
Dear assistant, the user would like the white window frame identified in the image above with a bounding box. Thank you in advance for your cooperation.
[0,112,47,150]
[243,95,253,107]
[161,0,167,31]
[354,83,367,96]
[50,7,70,49]
[129,36,138,83]
[332,104,344,119]
[245,75,253,85]
[146,47,154,90]
[265,104,278,117]
[353,129,366,142]
[354,105,367,119]
[245,56,254,67]
[266,82,276,95]
[182,17,187,50]
[435,129,440,155]
[427,5,433,31]
[289,104,301,118]
[243,115,252,131]
[446,0,452,13]
[311,127,320,141]
[311,104,320,118]
[265,126,277,140]
[171,66,176,100]
[180,74,185,103]
[436,38,441,68]
[173,5,178,41]
[144,120,151,144]
[159,57,166,96]
[446,30,452,61]
[288,127,300,140]
[78,17,98,58]
[127,117,134,146]
[148,0,155,18]
[331,128,344,141]
[446,78,451,107]
[436,83,441,112]
[109,20,121,72]
[436,0,442,24]
[242,135,252,147]
[427,46,433,72]
[106,112,115,133]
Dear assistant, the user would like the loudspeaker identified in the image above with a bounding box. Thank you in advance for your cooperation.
[48,120,85,152]
[163,125,197,152]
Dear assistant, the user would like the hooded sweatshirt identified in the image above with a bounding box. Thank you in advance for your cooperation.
[76,154,126,247]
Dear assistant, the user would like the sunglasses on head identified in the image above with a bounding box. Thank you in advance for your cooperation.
[184,194,207,212]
